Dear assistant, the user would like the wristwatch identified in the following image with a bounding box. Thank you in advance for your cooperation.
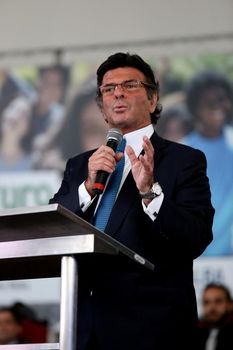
[139,182,163,199]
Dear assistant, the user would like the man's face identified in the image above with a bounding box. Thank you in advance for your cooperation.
[0,311,22,344]
[202,287,231,325]
[100,67,157,134]
[38,70,64,106]
[197,87,231,136]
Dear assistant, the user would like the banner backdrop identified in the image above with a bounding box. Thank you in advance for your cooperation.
[0,171,61,208]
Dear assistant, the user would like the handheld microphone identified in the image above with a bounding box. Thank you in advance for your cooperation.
[93,128,123,195]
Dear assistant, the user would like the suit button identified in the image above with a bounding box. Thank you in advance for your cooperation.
[161,231,169,240]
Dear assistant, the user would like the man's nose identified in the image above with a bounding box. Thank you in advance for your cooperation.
[114,84,125,97]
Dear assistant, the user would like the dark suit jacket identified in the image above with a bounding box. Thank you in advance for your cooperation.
[197,313,233,350]
[50,132,214,350]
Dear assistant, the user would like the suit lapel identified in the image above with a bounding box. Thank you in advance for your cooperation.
[150,130,167,167]
[105,131,168,237]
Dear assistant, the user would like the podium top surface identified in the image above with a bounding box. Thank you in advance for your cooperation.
[0,204,154,272]
[0,204,96,241]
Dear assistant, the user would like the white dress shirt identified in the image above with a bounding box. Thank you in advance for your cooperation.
[79,124,164,221]
[205,328,219,350]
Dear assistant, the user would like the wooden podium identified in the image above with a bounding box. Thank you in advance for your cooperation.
[0,204,154,350]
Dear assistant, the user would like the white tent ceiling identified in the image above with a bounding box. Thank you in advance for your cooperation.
[0,0,232,65]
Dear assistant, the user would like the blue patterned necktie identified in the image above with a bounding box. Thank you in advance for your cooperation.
[94,138,126,231]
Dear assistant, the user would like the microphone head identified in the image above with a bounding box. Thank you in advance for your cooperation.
[93,128,123,195]
[106,128,123,144]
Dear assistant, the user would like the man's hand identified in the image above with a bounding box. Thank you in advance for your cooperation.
[126,136,154,194]
[85,145,123,196]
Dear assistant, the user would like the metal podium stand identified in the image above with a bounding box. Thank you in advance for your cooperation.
[0,204,154,350]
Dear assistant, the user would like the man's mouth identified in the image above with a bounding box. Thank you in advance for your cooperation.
[113,104,128,113]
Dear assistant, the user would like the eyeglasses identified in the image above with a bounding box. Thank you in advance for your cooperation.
[99,79,156,96]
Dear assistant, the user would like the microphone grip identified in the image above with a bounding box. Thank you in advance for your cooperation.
[93,171,109,194]
[93,139,119,195]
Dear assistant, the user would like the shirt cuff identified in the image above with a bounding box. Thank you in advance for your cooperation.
[79,181,96,211]
[142,192,164,221]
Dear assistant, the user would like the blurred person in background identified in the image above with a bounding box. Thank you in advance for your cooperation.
[0,68,34,117]
[0,68,22,118]
[196,283,233,350]
[155,58,190,142]
[156,57,185,97]
[11,302,48,344]
[0,307,23,345]
[61,76,108,159]
[37,65,69,105]
[156,104,192,142]
[0,96,33,171]
[183,70,233,255]
[27,65,69,169]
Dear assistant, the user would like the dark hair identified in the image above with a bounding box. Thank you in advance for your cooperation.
[186,70,233,116]
[96,52,162,124]
[157,104,193,137]
[39,65,70,88]
[204,283,232,302]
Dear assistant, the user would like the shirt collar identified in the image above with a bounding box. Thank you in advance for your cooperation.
[124,124,154,158]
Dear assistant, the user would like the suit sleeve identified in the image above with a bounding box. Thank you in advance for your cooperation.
[49,158,83,215]
[49,153,98,222]
[152,148,214,259]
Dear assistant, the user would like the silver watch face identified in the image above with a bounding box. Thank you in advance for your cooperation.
[152,182,162,196]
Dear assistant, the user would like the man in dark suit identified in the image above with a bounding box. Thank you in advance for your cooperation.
[50,52,214,350]
[197,283,233,350]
